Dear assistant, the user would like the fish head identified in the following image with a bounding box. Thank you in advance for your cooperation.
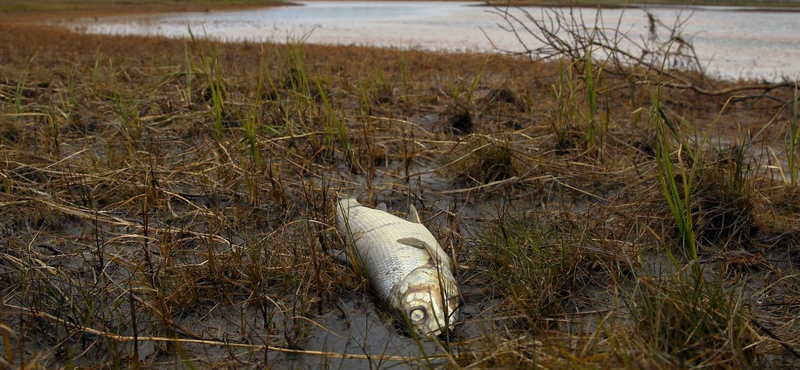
[391,266,460,337]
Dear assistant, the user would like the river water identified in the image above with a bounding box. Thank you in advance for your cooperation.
[67,2,797,81]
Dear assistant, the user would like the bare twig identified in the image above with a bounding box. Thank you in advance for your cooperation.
[487,4,794,99]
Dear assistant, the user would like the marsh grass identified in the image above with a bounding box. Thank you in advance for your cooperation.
[188,28,227,143]
[626,272,759,368]
[653,97,761,267]
[788,83,800,185]
[476,211,617,330]
[653,100,701,264]
[0,13,799,369]
[442,56,489,134]
[582,35,612,157]
[551,59,579,154]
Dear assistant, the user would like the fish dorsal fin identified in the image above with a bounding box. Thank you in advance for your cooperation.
[351,184,366,200]
[397,237,445,265]
[338,184,365,204]
[376,203,388,212]
[407,204,421,223]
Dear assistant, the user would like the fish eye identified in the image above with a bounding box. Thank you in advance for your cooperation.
[408,307,427,322]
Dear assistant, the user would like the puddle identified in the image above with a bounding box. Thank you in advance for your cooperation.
[280,292,451,369]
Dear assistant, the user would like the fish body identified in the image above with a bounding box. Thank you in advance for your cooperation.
[336,198,460,336]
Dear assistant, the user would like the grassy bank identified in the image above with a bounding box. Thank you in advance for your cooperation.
[1,4,799,369]
[0,0,284,13]
[0,0,287,23]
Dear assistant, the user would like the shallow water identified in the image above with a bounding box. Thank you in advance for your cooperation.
[65,1,800,81]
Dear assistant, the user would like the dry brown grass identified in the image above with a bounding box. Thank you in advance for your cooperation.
[1,6,799,369]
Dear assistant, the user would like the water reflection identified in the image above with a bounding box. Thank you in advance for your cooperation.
[65,1,800,80]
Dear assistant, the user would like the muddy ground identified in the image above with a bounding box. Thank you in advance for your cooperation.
[1,3,799,369]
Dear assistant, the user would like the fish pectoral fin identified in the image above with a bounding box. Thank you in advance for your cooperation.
[397,237,442,264]
[407,204,421,223]
[397,237,427,249]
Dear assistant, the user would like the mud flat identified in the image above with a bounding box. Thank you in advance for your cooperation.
[1,3,799,369]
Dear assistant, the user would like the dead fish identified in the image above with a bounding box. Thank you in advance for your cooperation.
[336,198,460,337]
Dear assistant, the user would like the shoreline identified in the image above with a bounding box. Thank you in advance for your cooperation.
[481,0,800,11]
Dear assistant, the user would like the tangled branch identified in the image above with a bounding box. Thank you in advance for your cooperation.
[485,4,795,98]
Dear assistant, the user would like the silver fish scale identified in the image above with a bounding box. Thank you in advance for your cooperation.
[337,199,451,303]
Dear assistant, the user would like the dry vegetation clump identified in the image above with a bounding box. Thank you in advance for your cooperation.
[443,135,519,186]
[626,273,760,368]
[690,159,760,248]
[480,87,526,113]
[474,211,626,331]
[1,8,799,369]
[645,144,761,254]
